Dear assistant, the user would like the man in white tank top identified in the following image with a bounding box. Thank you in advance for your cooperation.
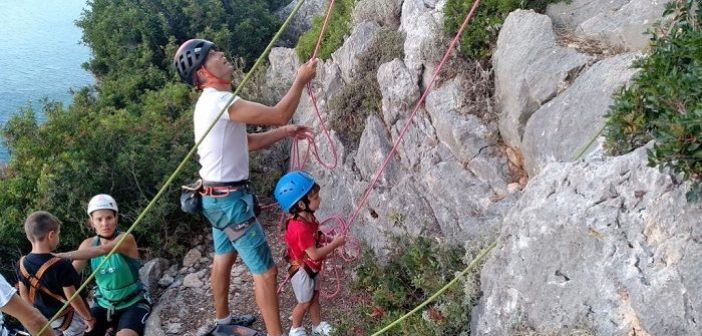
[174,39,317,336]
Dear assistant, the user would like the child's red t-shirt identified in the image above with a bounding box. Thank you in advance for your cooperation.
[285,216,323,272]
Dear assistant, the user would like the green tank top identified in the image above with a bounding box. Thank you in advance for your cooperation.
[90,235,144,310]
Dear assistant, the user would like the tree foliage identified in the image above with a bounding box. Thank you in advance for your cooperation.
[444,0,561,59]
[0,0,288,270]
[604,0,702,201]
[295,0,355,61]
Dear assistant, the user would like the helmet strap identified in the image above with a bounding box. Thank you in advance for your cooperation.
[292,197,315,217]
[97,230,119,241]
[196,66,231,89]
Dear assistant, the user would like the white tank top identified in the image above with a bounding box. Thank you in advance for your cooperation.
[194,88,249,182]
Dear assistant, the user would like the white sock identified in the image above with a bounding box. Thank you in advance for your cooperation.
[216,314,232,325]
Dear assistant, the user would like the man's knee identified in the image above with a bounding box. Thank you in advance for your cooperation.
[262,265,278,280]
[212,252,237,273]
[254,266,278,282]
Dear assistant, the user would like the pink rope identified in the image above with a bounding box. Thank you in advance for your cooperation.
[280,0,484,300]
[344,0,483,232]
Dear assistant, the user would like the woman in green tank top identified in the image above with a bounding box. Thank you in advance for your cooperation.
[57,194,151,336]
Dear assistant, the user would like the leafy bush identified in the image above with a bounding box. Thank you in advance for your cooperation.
[296,0,355,61]
[0,85,200,260]
[444,0,562,59]
[333,235,477,335]
[328,28,404,149]
[604,0,702,201]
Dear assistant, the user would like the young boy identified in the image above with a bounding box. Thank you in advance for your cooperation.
[274,171,345,336]
[16,211,95,336]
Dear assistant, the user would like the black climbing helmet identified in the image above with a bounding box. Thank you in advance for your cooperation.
[173,39,215,86]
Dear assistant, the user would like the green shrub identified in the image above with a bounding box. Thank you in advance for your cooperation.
[328,28,404,149]
[333,235,478,335]
[296,0,355,61]
[604,0,702,201]
[0,85,201,261]
[444,0,562,59]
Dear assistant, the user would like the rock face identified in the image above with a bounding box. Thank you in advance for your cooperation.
[331,21,381,83]
[400,0,448,82]
[274,0,516,252]
[275,0,327,47]
[148,0,686,334]
[472,146,702,336]
[494,10,592,149]
[521,52,641,176]
[262,48,300,105]
[352,0,404,27]
[547,0,667,51]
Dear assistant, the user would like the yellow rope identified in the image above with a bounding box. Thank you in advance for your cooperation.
[370,241,496,336]
[572,125,606,161]
[37,1,307,334]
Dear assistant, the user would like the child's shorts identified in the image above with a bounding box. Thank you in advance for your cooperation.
[53,314,85,336]
[291,268,320,303]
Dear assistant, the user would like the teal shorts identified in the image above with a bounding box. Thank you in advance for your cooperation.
[211,221,273,275]
[204,191,274,275]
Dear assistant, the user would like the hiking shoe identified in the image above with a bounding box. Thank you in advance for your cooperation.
[227,314,256,327]
[289,326,308,336]
[311,321,333,336]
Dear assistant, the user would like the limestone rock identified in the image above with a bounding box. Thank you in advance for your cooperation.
[352,0,403,27]
[182,273,204,288]
[182,248,202,268]
[472,146,702,335]
[426,77,499,164]
[522,52,641,176]
[494,10,592,148]
[332,21,381,83]
[139,258,169,294]
[400,0,447,81]
[263,48,300,104]
[377,59,419,127]
[354,115,400,186]
[275,0,327,47]
[547,0,667,51]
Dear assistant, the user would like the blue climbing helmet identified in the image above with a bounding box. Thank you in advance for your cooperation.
[274,171,317,213]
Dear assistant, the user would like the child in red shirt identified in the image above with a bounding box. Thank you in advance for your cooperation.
[274,171,345,336]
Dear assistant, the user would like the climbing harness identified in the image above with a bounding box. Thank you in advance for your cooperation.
[90,235,148,322]
[18,257,74,332]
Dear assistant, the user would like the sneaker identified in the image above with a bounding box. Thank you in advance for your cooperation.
[311,321,333,336]
[289,326,308,336]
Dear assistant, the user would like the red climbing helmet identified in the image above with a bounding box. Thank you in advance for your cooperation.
[173,39,214,86]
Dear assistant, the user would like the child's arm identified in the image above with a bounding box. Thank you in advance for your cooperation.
[305,234,346,261]
[62,286,94,332]
[56,233,139,261]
